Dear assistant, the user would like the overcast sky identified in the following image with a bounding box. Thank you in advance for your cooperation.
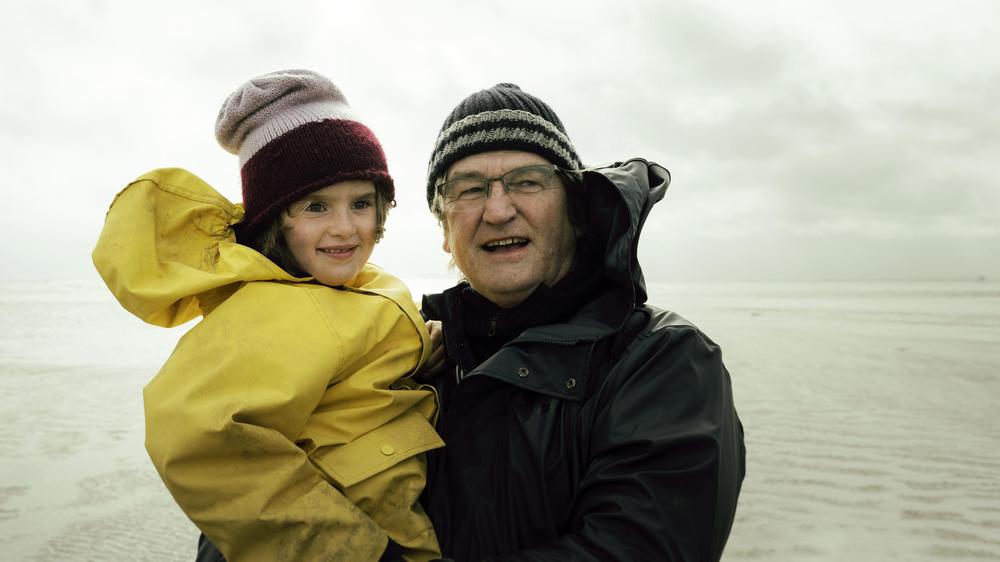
[2,0,997,284]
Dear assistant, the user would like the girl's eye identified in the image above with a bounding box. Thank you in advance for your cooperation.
[303,201,327,213]
[352,198,374,210]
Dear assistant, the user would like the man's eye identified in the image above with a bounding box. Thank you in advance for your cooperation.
[454,185,486,200]
[510,180,542,191]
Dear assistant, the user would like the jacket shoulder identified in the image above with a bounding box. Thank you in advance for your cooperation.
[221,280,387,332]
[603,304,727,396]
[638,306,719,347]
[196,281,346,356]
[221,280,426,363]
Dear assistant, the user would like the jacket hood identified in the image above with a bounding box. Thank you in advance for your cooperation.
[92,168,392,328]
[505,158,669,342]
[578,158,669,307]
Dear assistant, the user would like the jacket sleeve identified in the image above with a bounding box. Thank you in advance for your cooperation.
[489,323,746,562]
[143,283,388,562]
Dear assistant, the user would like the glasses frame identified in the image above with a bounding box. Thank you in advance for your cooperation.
[436,164,581,213]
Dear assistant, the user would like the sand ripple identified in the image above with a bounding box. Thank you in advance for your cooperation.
[702,284,1000,561]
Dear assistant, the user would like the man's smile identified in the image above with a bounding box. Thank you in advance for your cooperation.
[482,237,529,252]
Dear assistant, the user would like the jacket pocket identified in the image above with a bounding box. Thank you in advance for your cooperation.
[309,409,444,489]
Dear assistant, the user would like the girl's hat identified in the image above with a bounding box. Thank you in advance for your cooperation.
[215,69,393,241]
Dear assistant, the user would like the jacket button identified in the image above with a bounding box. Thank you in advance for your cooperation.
[517,367,530,378]
[565,378,577,390]
[380,444,395,456]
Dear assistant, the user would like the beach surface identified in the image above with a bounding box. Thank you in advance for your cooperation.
[1,278,998,561]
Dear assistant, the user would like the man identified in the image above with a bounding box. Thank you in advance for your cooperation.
[419,83,746,561]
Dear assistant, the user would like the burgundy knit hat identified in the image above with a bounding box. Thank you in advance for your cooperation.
[215,69,394,242]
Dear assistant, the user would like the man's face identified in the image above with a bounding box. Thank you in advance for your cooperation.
[441,150,578,308]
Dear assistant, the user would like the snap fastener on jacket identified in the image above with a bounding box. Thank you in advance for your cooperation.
[380,444,395,456]
[517,367,530,378]
[565,378,577,390]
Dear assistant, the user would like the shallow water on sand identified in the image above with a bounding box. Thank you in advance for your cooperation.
[1,278,998,561]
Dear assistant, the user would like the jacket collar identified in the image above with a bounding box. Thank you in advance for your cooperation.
[425,283,630,401]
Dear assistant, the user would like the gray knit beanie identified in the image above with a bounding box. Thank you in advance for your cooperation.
[425,83,582,208]
[216,69,393,242]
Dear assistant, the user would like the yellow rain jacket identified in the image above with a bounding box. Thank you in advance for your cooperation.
[93,168,444,562]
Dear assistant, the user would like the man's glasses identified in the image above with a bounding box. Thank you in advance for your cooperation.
[436,164,574,213]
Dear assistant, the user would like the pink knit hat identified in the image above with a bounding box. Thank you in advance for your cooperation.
[215,69,394,241]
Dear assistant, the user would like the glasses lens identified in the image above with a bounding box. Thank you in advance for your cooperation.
[442,178,488,211]
[503,165,555,194]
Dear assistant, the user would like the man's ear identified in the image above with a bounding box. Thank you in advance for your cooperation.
[442,231,451,254]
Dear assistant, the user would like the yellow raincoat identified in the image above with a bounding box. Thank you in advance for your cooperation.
[93,168,443,562]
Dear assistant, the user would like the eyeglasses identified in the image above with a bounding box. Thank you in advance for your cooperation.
[436,164,572,213]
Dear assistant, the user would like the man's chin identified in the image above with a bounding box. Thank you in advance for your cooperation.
[470,278,541,308]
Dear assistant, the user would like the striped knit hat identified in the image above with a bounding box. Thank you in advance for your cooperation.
[216,69,393,242]
[426,83,582,208]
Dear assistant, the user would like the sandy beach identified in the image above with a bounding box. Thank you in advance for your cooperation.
[2,278,998,561]
[674,281,1000,561]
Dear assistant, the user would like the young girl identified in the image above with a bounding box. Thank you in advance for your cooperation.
[93,70,442,561]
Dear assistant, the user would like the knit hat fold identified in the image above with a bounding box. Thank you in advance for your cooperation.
[216,69,393,241]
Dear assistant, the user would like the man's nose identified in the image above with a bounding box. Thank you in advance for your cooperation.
[481,179,517,224]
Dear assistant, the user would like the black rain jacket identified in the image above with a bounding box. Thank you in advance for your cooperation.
[421,158,746,562]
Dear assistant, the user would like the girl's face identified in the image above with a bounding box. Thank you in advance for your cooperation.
[282,180,379,286]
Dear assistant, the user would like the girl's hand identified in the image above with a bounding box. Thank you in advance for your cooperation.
[417,320,445,379]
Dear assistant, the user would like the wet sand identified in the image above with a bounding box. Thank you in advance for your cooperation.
[0,283,196,561]
[671,282,1000,561]
[1,280,998,560]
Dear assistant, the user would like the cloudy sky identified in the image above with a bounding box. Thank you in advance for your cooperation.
[2,0,997,284]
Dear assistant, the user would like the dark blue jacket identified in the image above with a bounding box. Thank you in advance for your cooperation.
[421,159,746,561]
